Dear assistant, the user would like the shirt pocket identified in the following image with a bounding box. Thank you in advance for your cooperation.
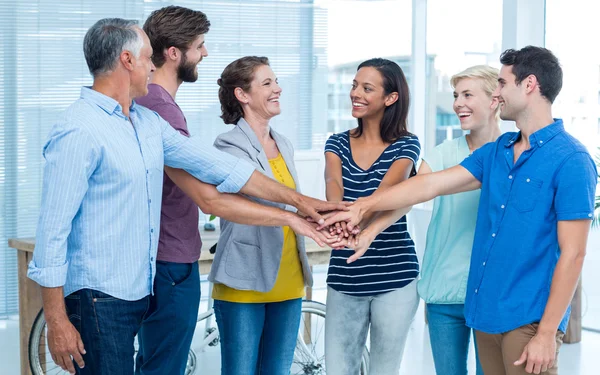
[512,176,544,213]
[143,133,164,172]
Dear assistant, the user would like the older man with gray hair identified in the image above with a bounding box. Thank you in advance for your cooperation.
[27,18,342,374]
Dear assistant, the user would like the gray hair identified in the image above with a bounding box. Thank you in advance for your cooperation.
[83,18,144,77]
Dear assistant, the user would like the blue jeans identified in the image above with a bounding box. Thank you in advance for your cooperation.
[64,289,150,375]
[214,298,302,375]
[426,303,484,375]
[135,261,200,375]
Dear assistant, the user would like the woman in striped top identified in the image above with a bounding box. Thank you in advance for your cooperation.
[323,58,420,375]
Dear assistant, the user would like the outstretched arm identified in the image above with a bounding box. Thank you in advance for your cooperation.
[166,167,336,246]
[320,165,481,229]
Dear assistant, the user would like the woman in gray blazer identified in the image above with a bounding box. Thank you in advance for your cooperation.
[209,56,313,375]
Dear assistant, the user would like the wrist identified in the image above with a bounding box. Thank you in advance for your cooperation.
[536,323,557,337]
[282,211,297,227]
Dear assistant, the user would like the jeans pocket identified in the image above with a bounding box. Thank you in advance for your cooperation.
[90,289,117,302]
[162,261,194,286]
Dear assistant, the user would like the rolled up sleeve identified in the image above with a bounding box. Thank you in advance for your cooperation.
[27,125,98,287]
[554,152,598,221]
[160,119,255,193]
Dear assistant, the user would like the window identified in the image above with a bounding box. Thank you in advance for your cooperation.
[0,0,326,316]
[546,0,600,331]
[426,0,503,149]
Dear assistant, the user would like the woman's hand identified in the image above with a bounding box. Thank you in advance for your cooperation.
[346,228,376,264]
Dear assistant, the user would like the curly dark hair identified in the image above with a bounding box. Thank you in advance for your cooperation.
[143,6,210,68]
[499,46,562,103]
[218,56,270,125]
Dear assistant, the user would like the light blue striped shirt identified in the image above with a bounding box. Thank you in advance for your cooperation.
[27,87,255,301]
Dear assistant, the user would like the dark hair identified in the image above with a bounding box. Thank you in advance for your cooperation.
[499,46,562,103]
[218,56,270,125]
[143,6,210,68]
[83,18,142,77]
[352,58,410,143]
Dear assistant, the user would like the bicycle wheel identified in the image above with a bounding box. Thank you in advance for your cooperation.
[292,300,369,375]
[29,308,197,375]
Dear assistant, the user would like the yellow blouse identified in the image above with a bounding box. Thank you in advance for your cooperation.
[212,153,305,303]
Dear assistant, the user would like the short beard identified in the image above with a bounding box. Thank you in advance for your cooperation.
[177,52,199,83]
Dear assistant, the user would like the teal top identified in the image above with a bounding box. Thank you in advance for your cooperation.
[417,136,481,304]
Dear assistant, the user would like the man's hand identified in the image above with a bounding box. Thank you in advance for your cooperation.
[317,198,368,230]
[47,318,86,374]
[293,195,351,225]
[288,214,339,247]
[514,330,557,374]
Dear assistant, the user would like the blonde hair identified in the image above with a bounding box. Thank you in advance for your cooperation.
[451,65,500,120]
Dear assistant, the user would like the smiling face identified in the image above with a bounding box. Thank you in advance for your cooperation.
[243,64,282,120]
[493,64,528,122]
[130,28,155,98]
[350,66,389,120]
[177,34,208,83]
[453,77,498,131]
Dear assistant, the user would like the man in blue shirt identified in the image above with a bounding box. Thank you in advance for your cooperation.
[320,46,597,375]
[28,18,341,375]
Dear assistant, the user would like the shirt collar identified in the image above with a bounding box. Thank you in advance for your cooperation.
[504,118,564,148]
[80,86,137,116]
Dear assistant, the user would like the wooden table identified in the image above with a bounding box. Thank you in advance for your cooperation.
[8,232,330,375]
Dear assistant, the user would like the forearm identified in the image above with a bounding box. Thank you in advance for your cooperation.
[41,287,69,326]
[167,167,295,227]
[325,180,344,202]
[210,193,296,227]
[240,170,300,207]
[364,207,412,235]
[538,251,585,334]
[362,174,438,214]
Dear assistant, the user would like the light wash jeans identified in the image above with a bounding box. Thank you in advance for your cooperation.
[426,303,484,375]
[324,280,419,375]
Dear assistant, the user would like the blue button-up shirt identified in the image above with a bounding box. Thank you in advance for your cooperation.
[27,87,255,301]
[460,119,597,334]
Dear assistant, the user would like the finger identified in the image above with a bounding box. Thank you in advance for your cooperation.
[319,212,352,229]
[335,221,342,234]
[514,349,528,366]
[525,357,535,374]
[77,336,86,355]
[532,360,541,374]
[62,353,77,374]
[347,248,367,264]
[340,221,349,237]
[305,208,325,225]
[72,350,85,370]
[54,355,69,373]
[540,364,548,373]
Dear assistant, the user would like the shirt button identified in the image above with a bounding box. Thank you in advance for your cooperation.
[501,205,505,209]
[589,213,593,218]
[526,178,530,182]
[151,229,154,233]
[539,140,543,144]
[150,257,154,261]
[492,233,496,237]
[148,199,152,204]
[146,170,149,174]
[483,262,486,266]
[475,289,479,293]
[508,175,513,180]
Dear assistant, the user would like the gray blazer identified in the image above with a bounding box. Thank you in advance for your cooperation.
[208,118,313,292]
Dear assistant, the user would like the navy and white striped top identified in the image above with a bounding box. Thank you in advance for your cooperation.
[325,131,421,296]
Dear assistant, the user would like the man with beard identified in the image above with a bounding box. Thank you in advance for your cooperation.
[135,6,273,374]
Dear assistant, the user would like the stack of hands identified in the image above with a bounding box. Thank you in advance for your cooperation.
[290,196,372,264]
